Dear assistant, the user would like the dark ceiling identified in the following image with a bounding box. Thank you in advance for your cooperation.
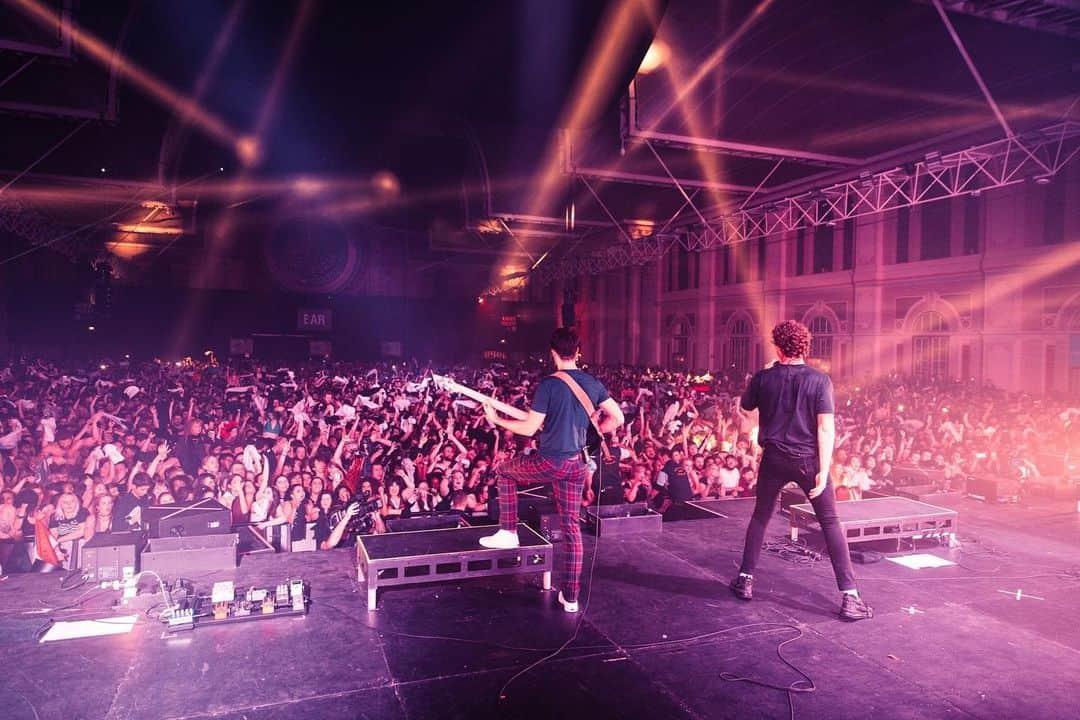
[0,0,1076,287]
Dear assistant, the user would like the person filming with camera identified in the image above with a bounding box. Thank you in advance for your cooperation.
[321,492,385,550]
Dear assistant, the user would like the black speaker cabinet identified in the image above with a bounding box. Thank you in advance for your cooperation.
[145,498,232,539]
[81,532,143,582]
[966,476,1020,503]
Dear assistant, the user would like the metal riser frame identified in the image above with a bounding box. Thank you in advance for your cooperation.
[791,511,957,551]
[357,527,554,611]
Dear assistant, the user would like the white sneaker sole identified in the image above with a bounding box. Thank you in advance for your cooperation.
[478,533,519,550]
[558,592,579,613]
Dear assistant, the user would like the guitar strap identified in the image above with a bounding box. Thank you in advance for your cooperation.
[551,371,613,463]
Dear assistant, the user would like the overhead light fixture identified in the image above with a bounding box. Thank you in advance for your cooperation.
[476,218,502,235]
[1034,175,1052,185]
[113,224,185,235]
[638,41,669,75]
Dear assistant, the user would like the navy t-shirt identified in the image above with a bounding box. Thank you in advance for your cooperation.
[532,371,610,461]
[662,458,693,502]
[741,363,834,459]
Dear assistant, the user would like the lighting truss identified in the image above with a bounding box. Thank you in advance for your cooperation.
[696,122,1079,246]
[537,121,1079,283]
[531,233,678,285]
[918,0,1080,40]
[0,193,85,261]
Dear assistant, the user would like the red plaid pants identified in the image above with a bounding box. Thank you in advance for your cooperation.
[496,451,587,600]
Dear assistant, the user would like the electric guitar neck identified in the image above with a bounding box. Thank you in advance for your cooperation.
[431,374,529,420]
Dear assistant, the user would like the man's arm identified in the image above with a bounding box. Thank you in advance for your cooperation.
[596,398,624,436]
[810,413,835,499]
[322,504,359,549]
[740,372,760,412]
[484,407,546,438]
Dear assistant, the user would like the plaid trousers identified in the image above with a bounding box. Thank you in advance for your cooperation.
[496,451,587,599]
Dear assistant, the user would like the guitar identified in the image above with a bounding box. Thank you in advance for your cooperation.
[433,373,607,461]
[430,375,530,421]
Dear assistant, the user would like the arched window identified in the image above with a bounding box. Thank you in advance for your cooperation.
[807,315,834,366]
[912,310,949,379]
[670,318,692,369]
[729,317,752,377]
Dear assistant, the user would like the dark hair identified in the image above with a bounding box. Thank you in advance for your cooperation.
[771,320,812,359]
[550,327,580,360]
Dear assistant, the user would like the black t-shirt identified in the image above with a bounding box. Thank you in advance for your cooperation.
[741,363,834,459]
[313,512,332,547]
[15,488,38,536]
[663,458,693,502]
[175,434,207,476]
[113,492,150,528]
[326,506,357,548]
[290,507,309,542]
[49,507,89,537]
[532,371,611,461]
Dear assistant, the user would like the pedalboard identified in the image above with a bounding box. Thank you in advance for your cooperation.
[160,578,308,631]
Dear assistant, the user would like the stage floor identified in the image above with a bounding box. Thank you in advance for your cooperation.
[2,495,1079,720]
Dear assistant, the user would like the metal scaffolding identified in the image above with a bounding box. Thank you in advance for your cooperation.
[538,121,1080,283]
[0,194,86,262]
[918,0,1080,40]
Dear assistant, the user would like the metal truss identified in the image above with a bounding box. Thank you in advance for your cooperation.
[623,81,863,169]
[531,233,681,285]
[919,0,1080,40]
[698,122,1080,245]
[537,121,1080,282]
[0,194,86,262]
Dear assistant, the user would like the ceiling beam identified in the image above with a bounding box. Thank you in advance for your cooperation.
[917,0,1080,39]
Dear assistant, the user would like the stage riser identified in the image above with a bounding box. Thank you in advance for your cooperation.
[584,503,662,537]
[357,523,553,611]
[142,534,239,577]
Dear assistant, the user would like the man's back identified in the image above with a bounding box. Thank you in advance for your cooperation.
[741,364,833,459]
[532,371,609,461]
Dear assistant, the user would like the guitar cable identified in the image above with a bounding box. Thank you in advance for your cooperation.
[496,465,603,702]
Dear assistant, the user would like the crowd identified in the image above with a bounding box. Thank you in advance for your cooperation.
[0,355,1076,572]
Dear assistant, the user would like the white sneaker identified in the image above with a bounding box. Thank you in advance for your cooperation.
[478,528,519,549]
[557,591,579,613]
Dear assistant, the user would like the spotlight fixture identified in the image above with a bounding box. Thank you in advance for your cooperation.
[1034,175,1052,185]
[87,325,96,331]
[637,41,669,74]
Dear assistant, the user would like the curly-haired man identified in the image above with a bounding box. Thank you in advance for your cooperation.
[730,320,872,621]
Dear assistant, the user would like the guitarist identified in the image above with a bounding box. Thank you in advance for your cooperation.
[479,327,624,613]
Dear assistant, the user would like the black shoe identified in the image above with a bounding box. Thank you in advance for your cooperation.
[839,593,873,621]
[729,574,753,601]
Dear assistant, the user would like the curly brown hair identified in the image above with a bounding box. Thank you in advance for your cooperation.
[771,320,812,359]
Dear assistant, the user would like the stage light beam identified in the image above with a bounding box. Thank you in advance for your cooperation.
[9,0,242,152]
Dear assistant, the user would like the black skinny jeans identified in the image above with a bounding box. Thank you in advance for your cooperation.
[739,449,857,592]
